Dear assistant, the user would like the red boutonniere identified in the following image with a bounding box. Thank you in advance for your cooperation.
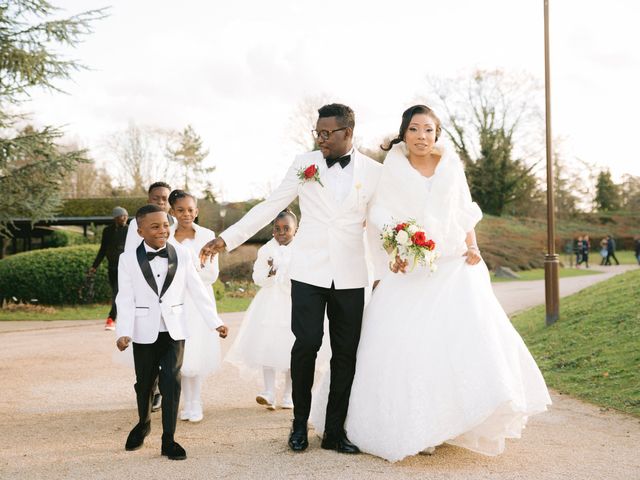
[297,164,324,187]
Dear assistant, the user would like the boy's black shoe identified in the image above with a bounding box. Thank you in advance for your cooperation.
[125,421,150,451]
[161,440,187,460]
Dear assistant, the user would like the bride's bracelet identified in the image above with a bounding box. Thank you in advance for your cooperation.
[467,245,480,252]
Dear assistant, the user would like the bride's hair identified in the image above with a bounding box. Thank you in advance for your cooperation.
[381,105,442,151]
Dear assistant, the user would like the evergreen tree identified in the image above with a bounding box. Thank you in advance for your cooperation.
[166,125,213,193]
[594,170,621,212]
[0,0,105,237]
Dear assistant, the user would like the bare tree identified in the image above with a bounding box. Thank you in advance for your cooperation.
[107,123,177,194]
[426,70,544,216]
[288,94,332,153]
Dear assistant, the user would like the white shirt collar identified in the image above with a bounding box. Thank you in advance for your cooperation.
[143,242,167,253]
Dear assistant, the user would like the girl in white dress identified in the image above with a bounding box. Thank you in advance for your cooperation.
[168,190,223,422]
[311,105,551,461]
[225,210,298,410]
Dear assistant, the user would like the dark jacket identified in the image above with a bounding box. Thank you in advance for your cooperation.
[92,223,128,269]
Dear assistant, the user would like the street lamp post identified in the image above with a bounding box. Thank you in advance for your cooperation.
[544,0,560,326]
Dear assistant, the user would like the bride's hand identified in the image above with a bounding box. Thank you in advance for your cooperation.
[463,246,482,265]
[390,255,408,274]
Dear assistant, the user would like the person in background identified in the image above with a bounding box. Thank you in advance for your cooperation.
[580,234,590,269]
[124,182,174,252]
[90,206,128,331]
[563,239,574,268]
[575,236,583,268]
[605,234,620,266]
[599,237,608,265]
[635,236,640,266]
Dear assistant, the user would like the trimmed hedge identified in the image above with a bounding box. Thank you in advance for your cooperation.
[59,197,148,217]
[41,229,92,248]
[0,245,110,305]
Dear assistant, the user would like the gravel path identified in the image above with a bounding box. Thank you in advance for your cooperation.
[1,265,638,479]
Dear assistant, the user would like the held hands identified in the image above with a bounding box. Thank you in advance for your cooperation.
[390,255,408,274]
[116,336,131,351]
[463,246,482,265]
[216,325,228,339]
[199,237,226,266]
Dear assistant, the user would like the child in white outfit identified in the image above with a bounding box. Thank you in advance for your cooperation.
[169,189,224,422]
[225,210,298,409]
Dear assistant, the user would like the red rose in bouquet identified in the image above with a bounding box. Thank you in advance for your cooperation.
[411,231,427,246]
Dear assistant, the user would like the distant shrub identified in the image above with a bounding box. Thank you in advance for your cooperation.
[41,229,92,248]
[59,197,147,217]
[0,245,110,305]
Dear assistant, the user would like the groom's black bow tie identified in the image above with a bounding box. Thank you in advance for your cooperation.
[146,249,168,261]
[326,154,351,169]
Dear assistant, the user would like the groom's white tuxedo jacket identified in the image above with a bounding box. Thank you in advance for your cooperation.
[116,241,223,344]
[221,149,382,289]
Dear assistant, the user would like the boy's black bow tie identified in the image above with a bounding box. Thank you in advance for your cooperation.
[146,249,168,261]
[326,154,351,169]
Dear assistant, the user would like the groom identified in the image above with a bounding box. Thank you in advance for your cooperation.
[201,104,382,453]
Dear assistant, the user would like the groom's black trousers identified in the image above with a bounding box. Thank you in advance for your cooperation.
[132,332,184,441]
[290,280,364,435]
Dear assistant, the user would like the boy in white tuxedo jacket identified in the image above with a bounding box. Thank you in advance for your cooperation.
[116,204,228,460]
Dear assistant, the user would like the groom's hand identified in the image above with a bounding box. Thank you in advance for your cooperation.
[116,336,131,351]
[200,237,226,265]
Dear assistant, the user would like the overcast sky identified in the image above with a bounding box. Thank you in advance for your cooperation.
[28,0,640,201]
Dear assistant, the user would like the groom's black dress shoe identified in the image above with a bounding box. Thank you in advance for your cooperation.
[288,420,308,452]
[161,440,187,460]
[125,421,151,451]
[321,432,361,454]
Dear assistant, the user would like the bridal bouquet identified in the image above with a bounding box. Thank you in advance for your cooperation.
[381,220,438,272]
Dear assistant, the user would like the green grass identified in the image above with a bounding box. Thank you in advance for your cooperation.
[512,269,640,416]
[491,266,602,282]
[611,250,639,265]
[0,295,254,321]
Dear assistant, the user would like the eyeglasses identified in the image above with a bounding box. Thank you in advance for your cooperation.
[311,127,348,140]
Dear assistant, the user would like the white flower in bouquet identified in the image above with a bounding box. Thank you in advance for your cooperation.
[407,224,419,235]
[396,230,410,246]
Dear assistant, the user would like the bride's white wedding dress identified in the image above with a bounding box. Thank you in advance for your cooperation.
[309,142,551,462]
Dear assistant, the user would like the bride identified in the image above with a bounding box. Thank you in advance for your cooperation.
[310,105,551,462]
